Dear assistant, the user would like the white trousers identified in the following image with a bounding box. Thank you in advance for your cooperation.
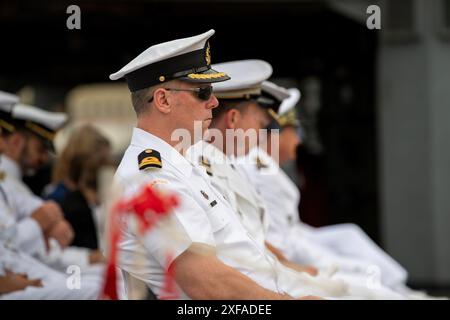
[283,223,408,289]
[1,247,101,300]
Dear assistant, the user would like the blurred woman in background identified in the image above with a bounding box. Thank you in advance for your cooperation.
[45,125,111,252]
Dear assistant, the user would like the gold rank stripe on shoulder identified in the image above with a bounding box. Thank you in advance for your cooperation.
[138,149,162,170]
[187,72,227,80]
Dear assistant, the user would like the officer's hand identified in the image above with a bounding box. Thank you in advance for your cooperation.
[47,219,74,248]
[298,295,325,300]
[0,269,43,295]
[88,250,106,264]
[301,265,319,277]
[31,201,64,232]
[282,260,319,276]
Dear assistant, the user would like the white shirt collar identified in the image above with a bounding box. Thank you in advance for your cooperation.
[130,127,194,177]
[0,154,22,180]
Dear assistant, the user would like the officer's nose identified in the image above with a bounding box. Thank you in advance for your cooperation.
[207,94,219,109]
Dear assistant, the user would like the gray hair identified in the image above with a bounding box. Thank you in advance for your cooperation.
[131,87,151,116]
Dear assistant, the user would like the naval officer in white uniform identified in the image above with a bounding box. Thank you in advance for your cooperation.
[109,30,332,300]
[0,191,101,299]
[0,97,104,272]
[187,59,406,299]
[239,81,429,298]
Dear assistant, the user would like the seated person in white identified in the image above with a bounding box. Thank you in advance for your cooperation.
[237,82,426,298]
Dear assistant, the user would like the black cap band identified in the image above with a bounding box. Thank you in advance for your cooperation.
[125,46,209,92]
[258,92,283,113]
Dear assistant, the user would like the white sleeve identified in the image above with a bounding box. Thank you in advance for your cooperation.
[16,217,46,256]
[5,178,43,219]
[59,246,91,269]
[38,239,91,271]
[120,172,216,268]
[149,182,216,267]
[0,259,5,277]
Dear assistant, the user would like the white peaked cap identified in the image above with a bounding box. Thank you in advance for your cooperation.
[278,88,301,115]
[261,81,290,104]
[0,91,19,113]
[11,103,68,149]
[109,29,230,92]
[212,60,272,98]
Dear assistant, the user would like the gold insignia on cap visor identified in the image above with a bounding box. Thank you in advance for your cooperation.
[187,72,227,80]
[278,108,300,127]
[109,29,230,92]
[138,149,162,170]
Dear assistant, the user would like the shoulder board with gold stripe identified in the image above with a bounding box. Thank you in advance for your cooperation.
[138,149,162,170]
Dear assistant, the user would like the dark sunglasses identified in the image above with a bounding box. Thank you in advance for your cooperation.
[148,86,213,102]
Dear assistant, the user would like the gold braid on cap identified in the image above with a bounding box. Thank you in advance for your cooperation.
[267,108,280,124]
[0,119,15,133]
[25,121,55,141]
[187,72,227,80]
[205,42,211,66]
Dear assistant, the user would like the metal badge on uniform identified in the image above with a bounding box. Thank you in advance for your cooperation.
[209,200,217,207]
[256,156,268,170]
[199,156,213,176]
[149,178,168,188]
[200,190,209,200]
[138,149,162,170]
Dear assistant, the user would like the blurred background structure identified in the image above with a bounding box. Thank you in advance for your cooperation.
[1,0,449,292]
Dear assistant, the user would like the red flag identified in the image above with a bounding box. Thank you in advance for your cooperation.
[101,184,179,300]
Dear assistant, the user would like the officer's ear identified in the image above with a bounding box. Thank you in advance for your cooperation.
[152,87,171,114]
[225,109,240,129]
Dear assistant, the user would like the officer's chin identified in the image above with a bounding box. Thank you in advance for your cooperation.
[202,119,212,132]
